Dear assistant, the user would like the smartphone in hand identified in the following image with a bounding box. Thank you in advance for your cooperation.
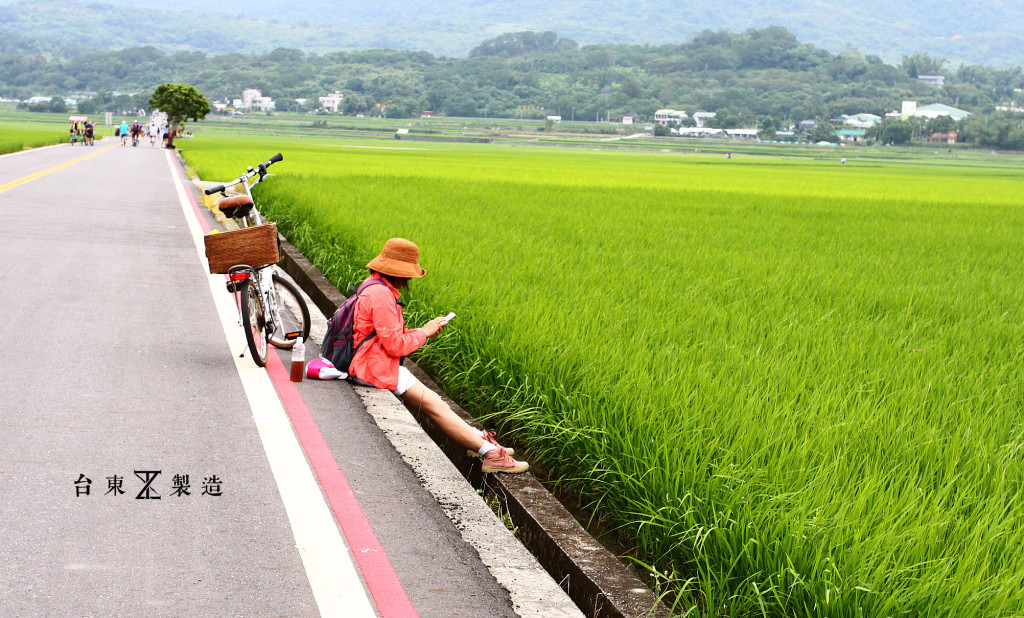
[441,312,456,323]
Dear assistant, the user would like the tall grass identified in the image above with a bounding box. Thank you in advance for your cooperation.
[184,137,1024,617]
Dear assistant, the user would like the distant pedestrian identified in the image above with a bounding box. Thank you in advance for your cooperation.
[84,121,95,146]
[348,238,529,473]
[148,123,159,147]
[161,125,170,148]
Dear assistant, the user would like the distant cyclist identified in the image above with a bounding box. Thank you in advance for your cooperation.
[148,123,159,147]
[119,120,129,146]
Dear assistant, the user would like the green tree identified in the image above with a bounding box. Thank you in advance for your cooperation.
[148,83,211,148]
[881,119,913,144]
[76,99,97,114]
[707,108,740,129]
[926,115,958,134]
[899,53,947,78]
[811,122,837,143]
[48,97,68,113]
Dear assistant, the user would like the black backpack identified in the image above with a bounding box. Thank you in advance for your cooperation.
[320,278,385,372]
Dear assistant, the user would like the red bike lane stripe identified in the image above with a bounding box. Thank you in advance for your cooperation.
[172,159,212,234]
[173,155,416,616]
[265,335,418,617]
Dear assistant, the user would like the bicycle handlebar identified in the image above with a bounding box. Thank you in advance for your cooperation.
[203,153,283,195]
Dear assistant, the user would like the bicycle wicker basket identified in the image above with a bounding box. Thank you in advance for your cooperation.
[204,223,280,274]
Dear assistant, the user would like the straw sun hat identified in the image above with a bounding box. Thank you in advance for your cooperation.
[366,238,426,279]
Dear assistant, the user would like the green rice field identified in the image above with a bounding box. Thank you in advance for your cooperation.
[0,106,125,154]
[182,133,1024,617]
[0,121,71,154]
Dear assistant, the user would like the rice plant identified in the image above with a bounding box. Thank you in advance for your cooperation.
[0,123,69,154]
[184,136,1024,617]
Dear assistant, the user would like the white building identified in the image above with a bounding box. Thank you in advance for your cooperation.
[692,111,716,127]
[319,92,345,112]
[654,109,688,125]
[725,128,758,139]
[240,88,275,112]
[918,75,945,87]
[901,101,971,121]
[840,113,882,129]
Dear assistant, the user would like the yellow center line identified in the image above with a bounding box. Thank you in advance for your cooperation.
[0,144,116,195]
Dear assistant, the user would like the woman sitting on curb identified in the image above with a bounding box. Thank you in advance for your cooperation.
[348,238,529,474]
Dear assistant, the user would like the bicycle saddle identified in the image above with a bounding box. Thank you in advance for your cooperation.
[217,195,255,219]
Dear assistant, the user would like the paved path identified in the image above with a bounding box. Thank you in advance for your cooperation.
[0,138,556,617]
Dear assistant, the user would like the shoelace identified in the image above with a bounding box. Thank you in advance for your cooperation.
[486,447,512,462]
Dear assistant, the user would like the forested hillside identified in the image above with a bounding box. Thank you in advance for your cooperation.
[0,0,1022,66]
[5,28,1022,130]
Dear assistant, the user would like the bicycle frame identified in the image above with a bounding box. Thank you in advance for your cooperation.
[206,153,307,366]
[212,167,281,333]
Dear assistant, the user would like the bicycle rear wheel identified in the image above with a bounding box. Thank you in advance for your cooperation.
[269,273,311,349]
[240,278,269,366]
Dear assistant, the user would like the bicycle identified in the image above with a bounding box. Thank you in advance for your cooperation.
[203,153,311,367]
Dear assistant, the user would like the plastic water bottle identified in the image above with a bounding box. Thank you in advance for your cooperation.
[289,339,305,382]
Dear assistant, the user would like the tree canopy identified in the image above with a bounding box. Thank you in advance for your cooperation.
[6,28,1024,149]
[148,83,211,128]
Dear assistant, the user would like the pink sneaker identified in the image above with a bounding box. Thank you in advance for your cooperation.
[481,448,529,474]
[467,431,514,458]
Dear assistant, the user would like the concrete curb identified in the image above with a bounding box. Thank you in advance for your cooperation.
[351,386,583,618]
[275,236,671,618]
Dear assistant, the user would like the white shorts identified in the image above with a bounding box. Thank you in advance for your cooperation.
[392,366,420,396]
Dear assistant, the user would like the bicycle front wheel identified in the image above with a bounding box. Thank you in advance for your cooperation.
[269,273,311,349]
[241,278,269,366]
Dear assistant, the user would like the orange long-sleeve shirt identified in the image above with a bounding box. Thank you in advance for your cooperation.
[348,276,427,390]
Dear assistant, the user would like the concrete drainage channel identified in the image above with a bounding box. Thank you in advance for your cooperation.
[277,239,671,618]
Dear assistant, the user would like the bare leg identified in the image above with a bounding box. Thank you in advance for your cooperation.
[400,382,485,452]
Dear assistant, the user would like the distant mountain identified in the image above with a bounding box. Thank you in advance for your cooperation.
[1,0,1022,67]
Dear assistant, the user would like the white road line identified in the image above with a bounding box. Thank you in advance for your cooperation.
[165,151,376,618]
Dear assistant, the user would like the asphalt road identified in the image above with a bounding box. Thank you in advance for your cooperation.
[0,138,523,617]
